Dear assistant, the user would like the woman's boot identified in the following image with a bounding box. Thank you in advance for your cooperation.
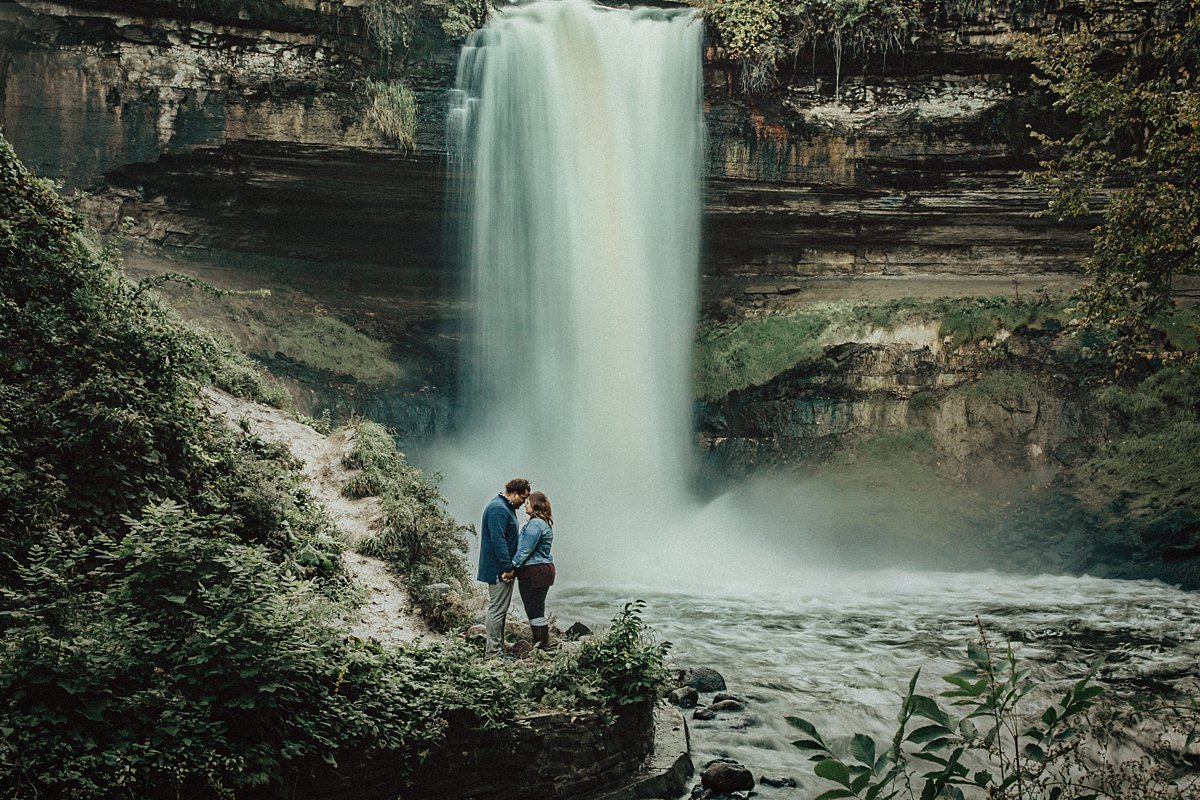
[531,624,550,650]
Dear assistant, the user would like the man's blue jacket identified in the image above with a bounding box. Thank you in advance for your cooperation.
[476,493,519,583]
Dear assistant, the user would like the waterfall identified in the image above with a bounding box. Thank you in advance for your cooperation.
[448,0,704,545]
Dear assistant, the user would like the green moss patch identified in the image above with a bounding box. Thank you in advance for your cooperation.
[695,297,1068,401]
[695,310,830,400]
[1076,365,1200,535]
[145,276,403,387]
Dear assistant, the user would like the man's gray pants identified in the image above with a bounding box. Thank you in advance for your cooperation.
[485,579,515,656]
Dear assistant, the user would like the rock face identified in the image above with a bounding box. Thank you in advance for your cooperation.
[1,0,1097,449]
[699,330,1100,476]
[701,5,1097,282]
[3,0,1091,282]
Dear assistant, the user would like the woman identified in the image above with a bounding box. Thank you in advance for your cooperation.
[513,491,556,650]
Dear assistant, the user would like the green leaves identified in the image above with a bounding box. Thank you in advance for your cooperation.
[347,420,474,631]
[815,757,852,786]
[705,0,930,94]
[1018,0,1200,332]
[787,627,1122,800]
[571,601,671,709]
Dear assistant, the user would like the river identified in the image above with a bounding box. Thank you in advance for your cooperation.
[551,571,1200,796]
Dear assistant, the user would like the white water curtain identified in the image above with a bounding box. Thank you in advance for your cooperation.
[450,0,704,526]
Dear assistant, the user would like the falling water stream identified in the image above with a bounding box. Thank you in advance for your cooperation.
[431,2,1200,795]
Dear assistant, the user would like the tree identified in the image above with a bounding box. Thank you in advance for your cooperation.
[1017,0,1200,334]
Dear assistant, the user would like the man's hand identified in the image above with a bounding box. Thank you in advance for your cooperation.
[501,570,515,582]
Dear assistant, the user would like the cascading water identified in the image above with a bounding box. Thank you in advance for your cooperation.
[447,0,704,547]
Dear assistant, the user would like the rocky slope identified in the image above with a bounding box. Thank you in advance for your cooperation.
[203,385,430,646]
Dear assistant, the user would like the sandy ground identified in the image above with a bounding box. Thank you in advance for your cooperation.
[203,387,429,645]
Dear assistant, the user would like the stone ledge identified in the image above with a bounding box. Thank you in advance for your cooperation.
[272,701,678,800]
[585,704,692,800]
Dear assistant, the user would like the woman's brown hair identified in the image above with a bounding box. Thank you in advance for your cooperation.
[527,491,553,526]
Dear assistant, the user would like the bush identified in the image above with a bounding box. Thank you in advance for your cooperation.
[788,622,1198,800]
[344,420,476,630]
[512,601,671,714]
[0,501,510,796]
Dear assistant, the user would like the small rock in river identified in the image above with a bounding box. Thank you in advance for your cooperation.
[669,686,699,708]
[564,621,592,640]
[692,707,716,721]
[708,698,745,712]
[712,691,745,705]
[760,775,797,788]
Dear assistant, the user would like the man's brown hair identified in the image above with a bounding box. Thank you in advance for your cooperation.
[505,477,531,495]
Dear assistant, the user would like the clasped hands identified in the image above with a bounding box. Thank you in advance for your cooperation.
[501,570,515,583]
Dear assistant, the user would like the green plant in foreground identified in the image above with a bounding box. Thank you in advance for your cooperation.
[789,622,1115,800]
[572,601,672,709]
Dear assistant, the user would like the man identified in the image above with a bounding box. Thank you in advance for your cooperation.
[477,477,530,657]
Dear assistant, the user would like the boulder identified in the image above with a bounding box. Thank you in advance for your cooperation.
[679,666,726,692]
[708,699,745,712]
[692,707,716,721]
[712,691,744,704]
[564,621,592,640]
[701,760,755,793]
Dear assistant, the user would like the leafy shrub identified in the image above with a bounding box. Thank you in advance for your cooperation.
[500,601,671,716]
[699,0,967,94]
[570,601,672,709]
[344,420,475,630]
[0,501,516,796]
[442,0,491,39]
[788,622,1196,800]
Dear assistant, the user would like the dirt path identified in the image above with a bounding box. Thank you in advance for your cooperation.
[203,387,429,645]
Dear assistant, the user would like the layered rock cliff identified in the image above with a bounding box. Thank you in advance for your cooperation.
[2,0,1099,451]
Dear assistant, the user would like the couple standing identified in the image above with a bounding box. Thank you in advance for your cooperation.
[477,477,557,657]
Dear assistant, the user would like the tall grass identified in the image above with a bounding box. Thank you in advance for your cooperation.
[366,78,419,150]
